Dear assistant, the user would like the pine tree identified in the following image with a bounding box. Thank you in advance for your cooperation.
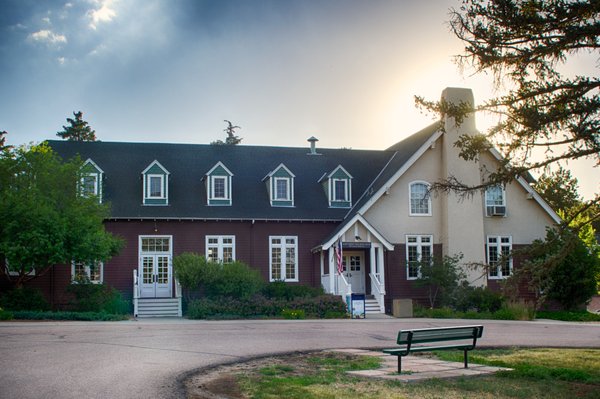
[56,111,97,141]
[211,120,242,145]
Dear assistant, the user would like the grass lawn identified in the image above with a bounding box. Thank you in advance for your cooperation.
[229,349,600,399]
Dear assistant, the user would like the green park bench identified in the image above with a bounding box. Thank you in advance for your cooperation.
[383,325,484,373]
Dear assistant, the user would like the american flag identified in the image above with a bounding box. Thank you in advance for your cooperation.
[335,239,343,275]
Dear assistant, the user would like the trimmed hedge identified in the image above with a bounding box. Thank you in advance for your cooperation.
[12,311,129,321]
[187,294,347,319]
[0,287,50,311]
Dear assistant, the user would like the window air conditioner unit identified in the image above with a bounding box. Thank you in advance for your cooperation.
[487,206,506,216]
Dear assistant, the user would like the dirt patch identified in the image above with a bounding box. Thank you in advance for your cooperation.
[184,351,347,399]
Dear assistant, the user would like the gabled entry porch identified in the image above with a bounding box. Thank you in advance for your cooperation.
[314,215,394,314]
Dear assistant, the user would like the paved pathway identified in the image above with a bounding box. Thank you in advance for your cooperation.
[1,318,599,398]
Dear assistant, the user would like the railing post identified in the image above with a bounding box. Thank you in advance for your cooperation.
[133,269,139,317]
[175,277,182,317]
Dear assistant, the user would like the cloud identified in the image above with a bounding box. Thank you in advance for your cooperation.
[88,0,117,30]
[28,29,67,45]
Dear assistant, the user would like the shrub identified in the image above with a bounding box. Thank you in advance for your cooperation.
[0,287,50,311]
[281,309,306,319]
[67,282,130,314]
[186,294,347,319]
[453,284,505,313]
[173,253,212,294]
[206,261,265,299]
[12,311,128,321]
[263,281,324,300]
[0,307,14,320]
[415,254,465,308]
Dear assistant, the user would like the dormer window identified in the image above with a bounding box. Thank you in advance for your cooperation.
[264,164,295,207]
[206,162,233,206]
[485,185,506,216]
[320,165,352,208]
[142,160,169,206]
[80,159,104,203]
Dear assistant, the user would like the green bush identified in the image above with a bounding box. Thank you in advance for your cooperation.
[535,310,600,322]
[0,287,50,311]
[281,308,306,319]
[12,311,128,321]
[263,281,324,300]
[173,253,212,293]
[186,294,347,319]
[453,284,505,313]
[67,283,130,314]
[0,307,14,320]
[206,261,265,299]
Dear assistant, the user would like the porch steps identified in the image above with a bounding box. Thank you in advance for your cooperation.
[136,298,181,318]
[365,297,383,314]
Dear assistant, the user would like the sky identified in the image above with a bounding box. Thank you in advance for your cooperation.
[0,0,597,198]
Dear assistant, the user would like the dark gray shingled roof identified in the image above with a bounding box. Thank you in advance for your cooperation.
[48,126,437,222]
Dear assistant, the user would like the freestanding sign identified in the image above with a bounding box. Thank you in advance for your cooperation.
[348,293,366,319]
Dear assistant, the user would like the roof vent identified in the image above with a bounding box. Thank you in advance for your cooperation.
[307,136,320,155]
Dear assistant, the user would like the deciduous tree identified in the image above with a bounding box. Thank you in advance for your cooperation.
[0,143,122,287]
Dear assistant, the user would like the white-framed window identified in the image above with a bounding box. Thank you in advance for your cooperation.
[210,176,228,200]
[406,235,432,279]
[409,181,431,216]
[487,236,512,279]
[206,236,235,263]
[269,236,298,282]
[72,261,103,283]
[332,179,348,202]
[274,177,290,201]
[485,185,506,216]
[80,174,99,198]
[147,174,165,199]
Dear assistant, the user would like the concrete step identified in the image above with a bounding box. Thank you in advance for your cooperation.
[365,299,382,314]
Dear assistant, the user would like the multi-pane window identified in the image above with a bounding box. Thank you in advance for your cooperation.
[409,182,431,215]
[81,175,98,197]
[148,175,164,198]
[485,185,506,216]
[72,261,102,283]
[406,235,432,279]
[206,236,235,263]
[487,236,512,278]
[211,176,227,199]
[333,179,348,202]
[141,237,170,252]
[274,178,290,200]
[270,236,298,281]
[342,255,362,272]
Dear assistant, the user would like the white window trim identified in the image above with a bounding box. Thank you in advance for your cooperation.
[330,178,351,203]
[146,174,165,199]
[487,235,513,279]
[205,235,236,263]
[269,235,299,282]
[71,261,103,284]
[139,235,173,255]
[80,173,100,200]
[409,181,432,216]
[273,177,292,202]
[485,185,507,217]
[405,234,433,280]
[209,175,230,201]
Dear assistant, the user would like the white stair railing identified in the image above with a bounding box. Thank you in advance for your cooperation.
[133,269,140,317]
[369,272,385,313]
[175,277,182,317]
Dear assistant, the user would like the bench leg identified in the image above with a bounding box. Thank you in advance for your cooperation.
[464,350,468,368]
[398,355,402,374]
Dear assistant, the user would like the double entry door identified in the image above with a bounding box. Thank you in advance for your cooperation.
[139,236,172,298]
[342,251,365,294]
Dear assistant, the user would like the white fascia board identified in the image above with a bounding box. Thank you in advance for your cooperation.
[356,130,444,216]
[142,159,170,175]
[206,161,233,176]
[321,213,394,251]
[328,164,353,179]
[487,147,562,224]
[83,158,104,174]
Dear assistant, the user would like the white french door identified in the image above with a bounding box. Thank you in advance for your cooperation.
[139,236,172,298]
[342,252,365,293]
